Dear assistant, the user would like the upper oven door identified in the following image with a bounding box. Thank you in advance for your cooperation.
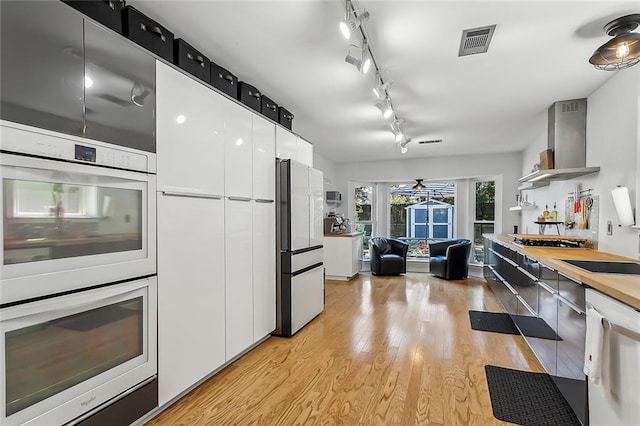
[1,153,156,305]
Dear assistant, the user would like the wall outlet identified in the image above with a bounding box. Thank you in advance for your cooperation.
[606,220,613,235]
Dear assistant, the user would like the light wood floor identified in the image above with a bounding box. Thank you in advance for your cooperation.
[147,273,543,425]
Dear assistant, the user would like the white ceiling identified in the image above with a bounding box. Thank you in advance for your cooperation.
[131,1,638,163]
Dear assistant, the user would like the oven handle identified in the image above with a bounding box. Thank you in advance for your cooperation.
[161,189,222,200]
[0,279,148,321]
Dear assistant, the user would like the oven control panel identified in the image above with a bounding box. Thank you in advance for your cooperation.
[1,121,154,173]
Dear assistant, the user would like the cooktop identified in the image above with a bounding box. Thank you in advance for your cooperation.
[559,259,640,275]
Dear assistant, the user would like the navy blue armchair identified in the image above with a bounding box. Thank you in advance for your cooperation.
[429,239,472,280]
[369,237,409,276]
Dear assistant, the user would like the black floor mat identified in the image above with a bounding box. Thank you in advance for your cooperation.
[485,365,581,426]
[469,311,561,340]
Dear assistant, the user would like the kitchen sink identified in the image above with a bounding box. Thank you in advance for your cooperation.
[559,259,640,275]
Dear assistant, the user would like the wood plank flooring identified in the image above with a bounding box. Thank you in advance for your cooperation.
[147,273,543,425]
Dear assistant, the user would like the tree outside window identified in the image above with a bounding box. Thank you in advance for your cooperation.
[474,180,495,263]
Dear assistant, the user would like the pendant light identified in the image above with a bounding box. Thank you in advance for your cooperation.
[589,14,640,71]
[412,179,425,190]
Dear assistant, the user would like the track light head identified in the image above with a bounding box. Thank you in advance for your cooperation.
[345,41,371,74]
[339,9,370,40]
[398,137,410,154]
[375,97,393,119]
[390,119,405,141]
[373,74,393,99]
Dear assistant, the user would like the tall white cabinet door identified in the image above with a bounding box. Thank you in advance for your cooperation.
[253,200,276,342]
[252,115,275,201]
[225,198,254,360]
[309,167,324,247]
[276,126,297,160]
[296,137,313,167]
[157,194,225,406]
[156,62,224,195]
[290,160,310,251]
[225,102,253,198]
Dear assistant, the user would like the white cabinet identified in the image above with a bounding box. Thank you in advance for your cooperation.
[323,234,362,280]
[157,194,225,406]
[225,102,253,198]
[156,62,224,195]
[309,167,324,247]
[225,198,254,360]
[253,200,276,342]
[296,136,313,167]
[276,126,297,160]
[252,115,275,201]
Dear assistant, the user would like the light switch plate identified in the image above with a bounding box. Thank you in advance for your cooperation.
[607,220,613,235]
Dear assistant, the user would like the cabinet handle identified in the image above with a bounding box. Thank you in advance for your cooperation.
[517,266,538,281]
[140,23,167,42]
[162,190,222,200]
[248,90,261,99]
[219,73,235,84]
[186,53,206,67]
[283,113,294,120]
[266,103,277,111]
[254,199,274,203]
[517,295,536,316]
[503,280,518,295]
[227,196,251,202]
[538,280,557,295]
[557,295,585,315]
[586,303,640,342]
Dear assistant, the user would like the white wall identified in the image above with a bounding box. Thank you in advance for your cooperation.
[312,151,340,214]
[520,66,640,258]
[331,151,523,239]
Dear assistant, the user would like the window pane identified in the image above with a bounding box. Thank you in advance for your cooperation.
[475,181,495,221]
[355,185,372,222]
[414,208,426,223]
[433,208,448,223]
[433,225,449,238]
[473,222,495,263]
[414,224,427,238]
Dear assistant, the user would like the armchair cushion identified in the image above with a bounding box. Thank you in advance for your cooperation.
[369,237,409,276]
[428,239,471,280]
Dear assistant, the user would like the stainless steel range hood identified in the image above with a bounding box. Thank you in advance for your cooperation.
[519,98,599,185]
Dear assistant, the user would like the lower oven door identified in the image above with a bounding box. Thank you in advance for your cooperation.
[0,277,157,426]
[1,152,156,305]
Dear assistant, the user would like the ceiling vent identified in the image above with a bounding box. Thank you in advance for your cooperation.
[417,139,443,145]
[458,25,496,56]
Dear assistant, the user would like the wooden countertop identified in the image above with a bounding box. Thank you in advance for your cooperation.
[485,234,640,310]
[324,232,362,238]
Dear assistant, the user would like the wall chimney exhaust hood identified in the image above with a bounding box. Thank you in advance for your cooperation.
[520,98,599,185]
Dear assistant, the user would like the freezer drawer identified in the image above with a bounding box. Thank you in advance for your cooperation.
[291,264,324,335]
[281,247,324,274]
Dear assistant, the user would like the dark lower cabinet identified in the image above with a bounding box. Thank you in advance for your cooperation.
[0,1,84,135]
[531,279,558,375]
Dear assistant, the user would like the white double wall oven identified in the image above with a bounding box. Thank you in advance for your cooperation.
[0,121,157,426]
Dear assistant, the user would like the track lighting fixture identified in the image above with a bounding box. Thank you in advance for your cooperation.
[339,1,370,40]
[398,138,410,154]
[390,118,404,142]
[374,97,393,119]
[372,73,392,99]
[345,41,371,74]
[589,14,640,71]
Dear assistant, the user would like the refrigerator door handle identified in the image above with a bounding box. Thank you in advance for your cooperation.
[255,199,274,203]
[227,196,252,202]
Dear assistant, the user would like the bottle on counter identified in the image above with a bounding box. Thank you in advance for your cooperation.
[551,203,558,221]
[543,204,550,221]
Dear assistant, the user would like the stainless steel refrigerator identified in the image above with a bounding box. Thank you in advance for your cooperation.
[274,159,324,336]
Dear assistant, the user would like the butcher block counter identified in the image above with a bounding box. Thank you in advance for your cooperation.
[485,234,640,310]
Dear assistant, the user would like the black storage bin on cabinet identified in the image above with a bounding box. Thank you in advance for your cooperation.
[173,39,210,83]
[210,62,238,99]
[238,82,261,113]
[123,6,174,62]
[261,95,278,121]
[278,106,294,130]
[62,0,126,34]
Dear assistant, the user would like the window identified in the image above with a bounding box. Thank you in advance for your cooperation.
[473,180,495,263]
[11,180,98,218]
[354,184,374,257]
[389,182,455,258]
